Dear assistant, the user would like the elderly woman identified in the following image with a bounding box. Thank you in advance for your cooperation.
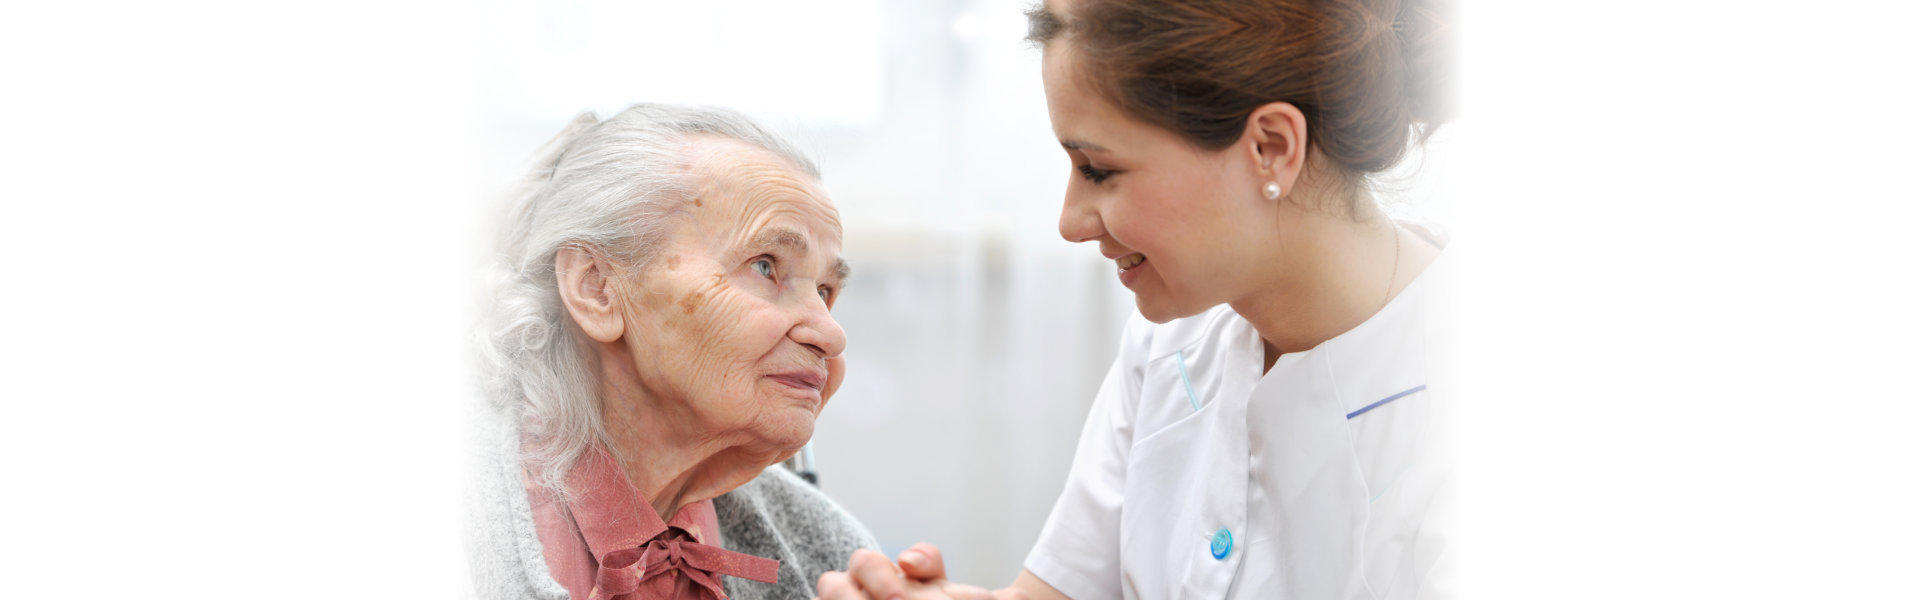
[469,104,875,600]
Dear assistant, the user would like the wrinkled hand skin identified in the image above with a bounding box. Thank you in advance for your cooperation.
[814,544,1028,600]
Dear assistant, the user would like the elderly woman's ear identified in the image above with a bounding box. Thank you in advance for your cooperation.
[555,244,627,343]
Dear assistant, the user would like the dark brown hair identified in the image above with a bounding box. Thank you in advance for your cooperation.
[1028,0,1454,182]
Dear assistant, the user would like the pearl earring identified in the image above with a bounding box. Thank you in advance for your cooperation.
[1263,181,1282,200]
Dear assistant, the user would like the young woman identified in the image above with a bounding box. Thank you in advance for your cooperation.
[821,0,1455,597]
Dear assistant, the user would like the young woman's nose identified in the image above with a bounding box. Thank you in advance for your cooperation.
[1058,189,1104,244]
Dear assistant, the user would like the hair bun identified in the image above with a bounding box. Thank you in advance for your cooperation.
[1395,0,1457,129]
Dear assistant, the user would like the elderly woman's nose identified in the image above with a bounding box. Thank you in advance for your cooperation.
[791,300,847,359]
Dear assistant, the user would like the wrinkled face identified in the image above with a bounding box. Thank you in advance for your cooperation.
[1042,43,1270,323]
[615,136,849,459]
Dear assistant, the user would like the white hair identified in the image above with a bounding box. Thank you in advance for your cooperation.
[479,104,821,496]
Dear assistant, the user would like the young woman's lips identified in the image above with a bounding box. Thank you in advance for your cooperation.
[769,371,826,392]
[1116,253,1149,288]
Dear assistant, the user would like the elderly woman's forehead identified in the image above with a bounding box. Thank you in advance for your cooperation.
[679,135,840,232]
[689,144,829,209]
[686,137,833,207]
[684,136,815,182]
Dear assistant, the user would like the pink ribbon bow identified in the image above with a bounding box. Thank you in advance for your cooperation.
[589,527,780,600]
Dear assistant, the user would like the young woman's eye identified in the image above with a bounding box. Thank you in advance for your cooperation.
[1077,164,1115,184]
[751,257,775,278]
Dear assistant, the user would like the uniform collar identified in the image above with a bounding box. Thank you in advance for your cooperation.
[1255,250,1447,417]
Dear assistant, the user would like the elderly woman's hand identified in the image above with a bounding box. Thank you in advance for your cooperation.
[816,544,1028,600]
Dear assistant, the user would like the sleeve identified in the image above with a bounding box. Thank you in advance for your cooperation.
[1022,316,1150,600]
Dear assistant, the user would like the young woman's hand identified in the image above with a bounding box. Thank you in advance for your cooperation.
[815,543,1026,600]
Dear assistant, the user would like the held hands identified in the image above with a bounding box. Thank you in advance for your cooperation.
[815,543,1028,600]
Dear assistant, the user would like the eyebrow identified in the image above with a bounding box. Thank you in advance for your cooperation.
[1026,3,1064,45]
[1061,139,1109,153]
[832,257,853,284]
[749,226,852,284]
[750,227,809,255]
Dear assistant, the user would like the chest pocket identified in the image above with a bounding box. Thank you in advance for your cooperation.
[1119,345,1254,599]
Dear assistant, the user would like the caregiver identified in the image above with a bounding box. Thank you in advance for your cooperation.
[820,0,1456,597]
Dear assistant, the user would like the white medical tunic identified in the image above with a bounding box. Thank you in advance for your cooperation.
[1025,259,1452,600]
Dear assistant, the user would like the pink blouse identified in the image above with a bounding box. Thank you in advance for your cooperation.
[526,446,779,599]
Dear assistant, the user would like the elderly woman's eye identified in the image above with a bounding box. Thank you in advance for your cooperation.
[817,287,831,302]
[751,258,775,278]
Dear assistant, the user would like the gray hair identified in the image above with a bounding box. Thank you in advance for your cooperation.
[479,104,821,496]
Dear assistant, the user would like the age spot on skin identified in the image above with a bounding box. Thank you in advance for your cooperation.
[666,255,682,270]
[678,273,728,316]
[679,290,702,316]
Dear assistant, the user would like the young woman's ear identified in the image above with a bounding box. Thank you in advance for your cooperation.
[555,244,626,343]
[1242,102,1311,196]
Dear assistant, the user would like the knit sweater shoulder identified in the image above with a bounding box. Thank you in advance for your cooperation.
[467,407,880,600]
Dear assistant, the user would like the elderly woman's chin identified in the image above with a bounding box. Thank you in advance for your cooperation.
[751,353,844,460]
[759,416,817,463]
[750,388,829,461]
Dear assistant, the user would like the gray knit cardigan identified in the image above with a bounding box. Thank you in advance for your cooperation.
[467,407,881,600]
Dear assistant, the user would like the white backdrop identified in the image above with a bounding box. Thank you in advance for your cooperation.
[3,1,1918,598]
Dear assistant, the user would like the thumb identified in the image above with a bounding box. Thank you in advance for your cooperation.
[895,542,948,581]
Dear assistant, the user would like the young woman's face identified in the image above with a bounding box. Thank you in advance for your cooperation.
[1042,46,1272,323]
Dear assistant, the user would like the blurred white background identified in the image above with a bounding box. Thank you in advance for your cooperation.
[3,0,1918,598]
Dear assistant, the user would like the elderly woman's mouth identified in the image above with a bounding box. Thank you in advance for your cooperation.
[767,370,827,391]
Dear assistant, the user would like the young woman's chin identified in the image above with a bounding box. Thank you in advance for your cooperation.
[1132,290,1213,325]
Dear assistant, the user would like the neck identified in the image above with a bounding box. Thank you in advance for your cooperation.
[594,344,776,521]
[1231,204,1436,371]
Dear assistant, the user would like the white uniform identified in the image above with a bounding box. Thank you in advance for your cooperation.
[1025,257,1452,600]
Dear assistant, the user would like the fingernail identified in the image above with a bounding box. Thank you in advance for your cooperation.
[900,550,925,567]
